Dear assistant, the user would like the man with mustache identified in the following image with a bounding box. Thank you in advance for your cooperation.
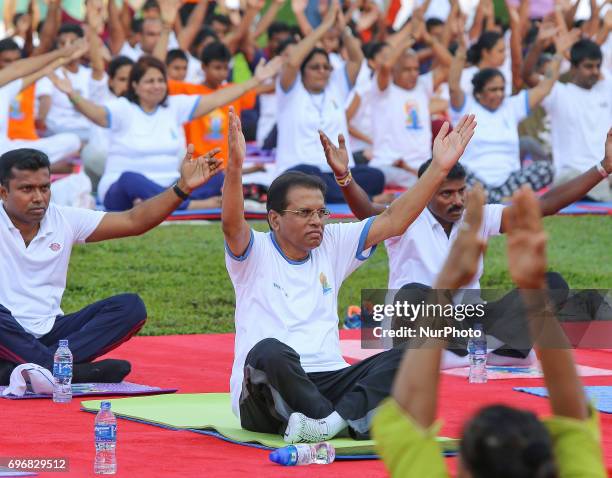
[323,127,612,364]
[222,107,476,443]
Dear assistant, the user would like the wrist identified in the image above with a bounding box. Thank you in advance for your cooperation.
[68,93,80,104]
[176,178,193,195]
[597,159,611,177]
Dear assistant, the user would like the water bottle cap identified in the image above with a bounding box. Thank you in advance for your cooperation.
[101,401,111,410]
[59,339,68,347]
[269,446,296,466]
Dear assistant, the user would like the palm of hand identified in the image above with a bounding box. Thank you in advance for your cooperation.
[181,158,213,190]
[433,131,461,168]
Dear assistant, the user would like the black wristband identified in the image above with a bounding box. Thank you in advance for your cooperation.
[172,182,190,200]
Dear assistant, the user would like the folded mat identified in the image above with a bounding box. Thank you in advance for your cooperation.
[444,364,612,380]
[514,386,612,413]
[81,393,459,457]
[1,381,177,400]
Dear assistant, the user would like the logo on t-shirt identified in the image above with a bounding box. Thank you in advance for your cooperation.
[49,243,61,252]
[9,94,24,120]
[404,101,422,130]
[204,109,225,140]
[319,273,332,295]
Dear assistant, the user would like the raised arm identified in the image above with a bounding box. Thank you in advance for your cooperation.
[192,56,281,119]
[448,45,466,110]
[108,0,127,56]
[595,10,612,46]
[376,23,415,91]
[281,1,338,91]
[253,0,285,40]
[292,0,314,36]
[178,0,209,51]
[32,0,60,55]
[505,186,588,421]
[363,115,476,250]
[0,46,70,88]
[506,2,523,91]
[526,50,561,109]
[87,146,222,242]
[225,0,261,56]
[337,10,364,86]
[86,13,106,81]
[222,107,252,257]
[521,21,557,88]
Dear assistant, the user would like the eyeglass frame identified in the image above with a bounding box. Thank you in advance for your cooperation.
[279,208,332,219]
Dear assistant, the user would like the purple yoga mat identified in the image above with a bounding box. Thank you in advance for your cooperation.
[0,381,177,400]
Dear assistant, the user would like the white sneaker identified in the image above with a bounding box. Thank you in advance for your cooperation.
[283,412,330,443]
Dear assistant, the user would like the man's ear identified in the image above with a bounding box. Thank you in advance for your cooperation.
[0,183,8,201]
[268,210,280,232]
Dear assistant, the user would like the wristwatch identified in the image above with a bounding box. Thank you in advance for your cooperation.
[172,182,190,200]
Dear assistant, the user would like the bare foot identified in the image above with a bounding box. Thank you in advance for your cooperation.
[187,196,223,210]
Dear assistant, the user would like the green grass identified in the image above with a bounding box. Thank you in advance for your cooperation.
[62,216,611,336]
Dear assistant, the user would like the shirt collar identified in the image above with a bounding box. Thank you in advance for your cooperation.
[0,201,53,236]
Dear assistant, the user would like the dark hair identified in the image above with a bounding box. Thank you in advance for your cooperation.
[12,12,25,26]
[461,405,557,478]
[108,55,134,80]
[193,26,218,49]
[58,23,84,38]
[418,159,466,180]
[275,37,297,56]
[289,25,303,40]
[211,14,231,27]
[201,41,231,65]
[143,0,160,11]
[472,68,504,95]
[0,38,21,54]
[0,149,50,187]
[166,48,188,65]
[131,18,143,34]
[467,31,503,65]
[570,39,602,67]
[426,18,444,31]
[125,56,168,106]
[268,21,290,39]
[266,172,327,213]
[363,41,387,60]
[300,47,330,75]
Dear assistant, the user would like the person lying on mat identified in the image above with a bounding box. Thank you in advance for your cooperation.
[0,145,222,385]
[372,185,607,478]
[326,127,612,365]
[221,106,476,443]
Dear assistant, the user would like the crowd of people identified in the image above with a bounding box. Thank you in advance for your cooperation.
[0,0,611,475]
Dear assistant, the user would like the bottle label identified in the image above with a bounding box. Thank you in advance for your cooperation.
[53,363,73,378]
[95,424,117,441]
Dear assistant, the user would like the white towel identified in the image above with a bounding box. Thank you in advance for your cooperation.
[2,364,54,397]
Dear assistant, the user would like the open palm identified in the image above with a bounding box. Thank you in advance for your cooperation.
[254,57,283,83]
[432,114,476,172]
[49,71,74,96]
[179,145,223,191]
[228,107,246,170]
[319,130,349,176]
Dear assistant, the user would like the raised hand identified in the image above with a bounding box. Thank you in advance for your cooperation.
[319,130,349,176]
[247,0,266,11]
[553,28,580,56]
[179,144,223,191]
[291,0,308,13]
[437,185,487,289]
[536,20,557,46]
[69,38,90,62]
[431,114,476,172]
[505,186,548,289]
[602,127,612,174]
[228,106,246,170]
[254,56,283,82]
[159,0,180,25]
[321,0,339,28]
[48,70,75,96]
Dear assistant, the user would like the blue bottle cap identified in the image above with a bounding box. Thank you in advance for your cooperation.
[59,339,68,347]
[269,446,296,466]
[101,401,111,410]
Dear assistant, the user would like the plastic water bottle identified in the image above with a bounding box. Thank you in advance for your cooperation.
[94,401,117,474]
[468,323,487,384]
[52,339,73,403]
[269,442,335,466]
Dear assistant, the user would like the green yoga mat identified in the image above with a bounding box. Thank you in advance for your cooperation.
[81,393,459,456]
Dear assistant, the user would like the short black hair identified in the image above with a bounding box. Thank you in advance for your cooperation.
[0,38,21,55]
[131,18,143,34]
[166,48,188,65]
[426,18,444,31]
[201,41,231,65]
[211,14,231,27]
[267,21,290,39]
[363,41,387,60]
[58,23,84,38]
[275,37,297,56]
[472,68,504,95]
[193,26,218,49]
[0,149,50,187]
[467,30,503,65]
[108,55,134,79]
[461,405,557,478]
[143,0,160,11]
[267,172,327,213]
[570,39,601,67]
[418,159,466,180]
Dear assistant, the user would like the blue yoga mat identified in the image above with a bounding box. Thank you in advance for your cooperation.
[514,386,612,413]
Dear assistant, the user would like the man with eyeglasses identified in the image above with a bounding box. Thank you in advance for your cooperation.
[221,107,476,443]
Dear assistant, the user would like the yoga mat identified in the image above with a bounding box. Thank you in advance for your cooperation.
[0,381,177,400]
[444,364,612,380]
[514,386,612,413]
[80,393,459,457]
[0,469,37,477]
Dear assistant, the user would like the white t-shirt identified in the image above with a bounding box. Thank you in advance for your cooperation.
[541,79,612,177]
[0,202,105,337]
[98,95,199,201]
[451,90,529,186]
[369,73,434,170]
[347,77,374,153]
[225,217,377,418]
[118,33,180,61]
[601,36,612,81]
[255,90,277,147]
[275,69,353,174]
[186,53,205,84]
[36,66,105,133]
[386,205,504,290]
[0,79,23,145]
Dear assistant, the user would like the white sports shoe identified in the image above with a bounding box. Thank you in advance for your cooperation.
[283,412,331,443]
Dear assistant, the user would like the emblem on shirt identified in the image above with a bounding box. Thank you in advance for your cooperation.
[319,273,332,295]
[404,101,423,130]
[49,243,61,252]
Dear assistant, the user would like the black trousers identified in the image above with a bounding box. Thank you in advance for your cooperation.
[239,338,403,439]
[0,293,147,370]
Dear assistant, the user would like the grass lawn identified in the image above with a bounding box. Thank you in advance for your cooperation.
[63,216,611,336]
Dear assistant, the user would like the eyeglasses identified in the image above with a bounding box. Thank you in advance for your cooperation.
[281,208,331,219]
[306,64,333,72]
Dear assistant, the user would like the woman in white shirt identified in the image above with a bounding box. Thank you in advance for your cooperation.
[449,46,560,203]
[276,2,384,203]
[50,55,280,211]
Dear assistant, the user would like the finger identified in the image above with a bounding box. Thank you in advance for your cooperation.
[185,143,194,161]
[202,147,222,160]
[338,133,347,150]
[435,121,450,143]
[454,115,467,135]
[518,185,543,233]
[318,129,330,147]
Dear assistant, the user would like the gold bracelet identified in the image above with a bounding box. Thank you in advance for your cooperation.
[335,170,353,187]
